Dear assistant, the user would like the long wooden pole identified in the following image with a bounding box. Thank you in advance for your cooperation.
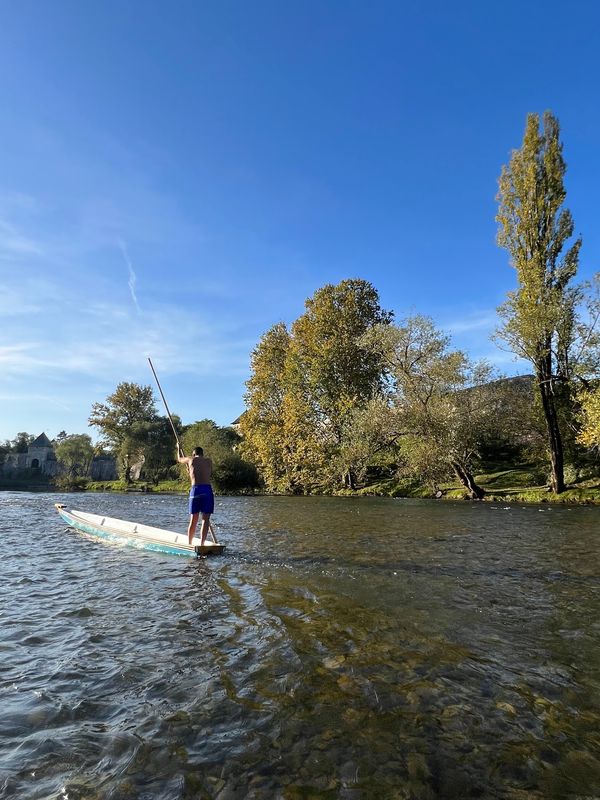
[147,357,182,454]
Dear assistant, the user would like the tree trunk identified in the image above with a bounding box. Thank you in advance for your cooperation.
[122,453,132,484]
[538,378,565,493]
[451,462,485,500]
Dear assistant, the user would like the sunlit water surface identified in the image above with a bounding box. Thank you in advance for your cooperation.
[1,492,600,799]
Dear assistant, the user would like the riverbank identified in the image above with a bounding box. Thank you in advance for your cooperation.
[3,464,599,504]
[84,479,186,493]
[66,474,600,504]
[359,464,600,504]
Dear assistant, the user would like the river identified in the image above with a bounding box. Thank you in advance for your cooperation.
[1,491,599,799]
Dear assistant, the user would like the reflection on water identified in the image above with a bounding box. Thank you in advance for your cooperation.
[0,492,599,798]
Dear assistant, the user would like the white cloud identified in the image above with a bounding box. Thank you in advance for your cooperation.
[0,390,74,411]
[0,343,41,368]
[0,219,43,258]
[118,238,142,314]
[0,131,251,438]
[442,311,497,334]
[0,291,249,382]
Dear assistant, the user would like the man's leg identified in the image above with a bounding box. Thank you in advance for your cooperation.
[188,512,200,545]
[199,513,211,546]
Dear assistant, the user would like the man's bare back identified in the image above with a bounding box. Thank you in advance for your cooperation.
[187,455,212,486]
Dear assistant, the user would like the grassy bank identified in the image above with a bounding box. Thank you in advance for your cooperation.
[358,464,600,504]
[5,466,599,504]
[84,479,186,494]
[84,480,258,495]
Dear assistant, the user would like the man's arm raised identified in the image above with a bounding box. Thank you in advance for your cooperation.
[177,447,190,464]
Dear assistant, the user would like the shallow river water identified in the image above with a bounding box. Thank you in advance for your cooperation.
[1,491,600,799]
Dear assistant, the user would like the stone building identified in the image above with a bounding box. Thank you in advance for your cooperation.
[2,433,117,480]
[3,433,58,476]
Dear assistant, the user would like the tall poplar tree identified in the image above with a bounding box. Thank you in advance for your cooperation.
[496,112,581,493]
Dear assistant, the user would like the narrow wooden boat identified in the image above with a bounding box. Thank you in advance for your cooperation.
[54,504,225,558]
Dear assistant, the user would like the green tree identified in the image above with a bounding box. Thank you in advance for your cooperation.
[577,386,600,451]
[574,280,600,454]
[214,453,260,493]
[495,111,583,493]
[131,416,181,483]
[364,316,499,498]
[11,432,35,453]
[89,382,157,482]
[240,322,291,492]
[240,279,392,493]
[181,419,259,492]
[475,375,545,465]
[55,434,95,477]
[181,419,230,463]
[334,396,401,488]
[283,279,392,490]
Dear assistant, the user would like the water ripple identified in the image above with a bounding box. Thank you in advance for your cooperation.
[0,491,599,798]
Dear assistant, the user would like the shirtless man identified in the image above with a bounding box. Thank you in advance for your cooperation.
[177,446,214,546]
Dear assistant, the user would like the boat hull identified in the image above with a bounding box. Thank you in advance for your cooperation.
[54,504,225,557]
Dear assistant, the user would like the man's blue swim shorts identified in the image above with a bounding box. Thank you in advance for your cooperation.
[189,484,214,515]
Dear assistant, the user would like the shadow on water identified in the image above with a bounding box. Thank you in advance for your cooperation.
[1,492,600,798]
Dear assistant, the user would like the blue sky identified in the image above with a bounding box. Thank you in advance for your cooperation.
[1,0,599,442]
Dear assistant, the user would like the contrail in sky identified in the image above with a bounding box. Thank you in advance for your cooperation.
[118,239,141,314]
